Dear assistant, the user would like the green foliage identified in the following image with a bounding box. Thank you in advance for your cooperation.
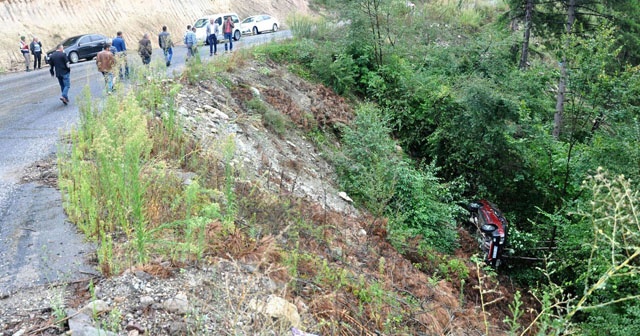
[247,97,289,135]
[504,290,524,335]
[334,104,460,252]
[287,14,331,40]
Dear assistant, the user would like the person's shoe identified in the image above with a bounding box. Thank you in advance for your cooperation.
[166,61,170,67]
[60,97,68,105]
[214,52,217,55]
[210,53,213,56]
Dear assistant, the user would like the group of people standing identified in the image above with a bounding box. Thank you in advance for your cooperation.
[19,35,43,72]
[31,17,237,105]
[185,16,236,60]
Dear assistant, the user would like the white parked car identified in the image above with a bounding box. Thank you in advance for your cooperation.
[193,12,241,44]
[240,15,280,35]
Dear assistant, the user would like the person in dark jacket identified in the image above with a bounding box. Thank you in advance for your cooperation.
[138,33,152,65]
[29,37,43,70]
[48,44,71,105]
[158,26,174,67]
[112,31,129,78]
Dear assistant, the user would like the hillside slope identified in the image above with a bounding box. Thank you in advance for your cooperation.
[0,0,309,71]
[0,52,525,334]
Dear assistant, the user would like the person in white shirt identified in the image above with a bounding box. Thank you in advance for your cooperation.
[206,18,220,56]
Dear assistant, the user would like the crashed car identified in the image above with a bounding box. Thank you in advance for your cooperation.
[468,200,508,267]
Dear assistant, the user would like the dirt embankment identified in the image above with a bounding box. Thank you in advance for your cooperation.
[0,0,309,71]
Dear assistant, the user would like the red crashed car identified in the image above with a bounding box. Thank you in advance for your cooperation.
[468,200,508,267]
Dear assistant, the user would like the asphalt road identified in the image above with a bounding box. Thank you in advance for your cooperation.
[0,31,292,296]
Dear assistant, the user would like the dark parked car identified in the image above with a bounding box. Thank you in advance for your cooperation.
[468,200,508,268]
[45,34,108,64]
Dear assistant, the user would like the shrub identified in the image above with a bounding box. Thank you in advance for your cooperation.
[334,104,459,252]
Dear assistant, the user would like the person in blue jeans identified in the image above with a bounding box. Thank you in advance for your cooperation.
[222,16,234,52]
[48,44,71,105]
[158,26,174,67]
[206,18,219,56]
[184,25,197,60]
[112,31,129,78]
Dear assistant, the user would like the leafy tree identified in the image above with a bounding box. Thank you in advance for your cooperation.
[530,170,640,335]
[333,104,460,252]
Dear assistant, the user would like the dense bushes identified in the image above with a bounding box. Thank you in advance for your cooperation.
[332,104,461,252]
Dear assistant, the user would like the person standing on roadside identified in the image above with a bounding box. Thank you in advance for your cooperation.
[19,36,31,72]
[206,18,219,56]
[96,43,116,93]
[30,37,43,70]
[158,26,174,67]
[223,16,234,53]
[184,25,197,60]
[48,44,71,105]
[138,33,152,65]
[112,31,129,78]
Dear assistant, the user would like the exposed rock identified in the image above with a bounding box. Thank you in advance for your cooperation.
[168,321,188,336]
[338,191,353,203]
[81,299,110,314]
[11,329,25,336]
[163,292,189,314]
[249,295,301,328]
[67,310,118,336]
[125,321,146,334]
[140,296,154,308]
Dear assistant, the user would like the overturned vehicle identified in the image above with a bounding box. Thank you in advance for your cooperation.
[467,200,508,268]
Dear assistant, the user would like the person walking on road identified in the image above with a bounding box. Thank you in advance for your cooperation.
[184,25,197,60]
[223,16,234,53]
[158,26,174,67]
[206,18,219,56]
[96,43,116,93]
[19,36,31,72]
[138,33,152,65]
[48,44,71,105]
[30,37,43,70]
[112,31,129,78]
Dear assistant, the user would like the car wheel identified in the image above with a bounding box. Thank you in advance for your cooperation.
[69,51,79,64]
[234,30,241,41]
[480,224,498,234]
[252,26,259,35]
[273,24,278,32]
[468,202,482,212]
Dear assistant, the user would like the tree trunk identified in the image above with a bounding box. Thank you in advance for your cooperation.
[519,0,534,69]
[553,0,577,139]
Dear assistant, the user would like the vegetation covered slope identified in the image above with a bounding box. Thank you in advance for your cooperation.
[3,0,639,334]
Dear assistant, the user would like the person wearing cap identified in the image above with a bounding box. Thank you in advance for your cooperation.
[19,36,30,72]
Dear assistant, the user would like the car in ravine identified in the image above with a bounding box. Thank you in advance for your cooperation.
[45,34,109,64]
[467,199,509,268]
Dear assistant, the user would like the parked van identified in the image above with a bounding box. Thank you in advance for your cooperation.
[193,13,241,44]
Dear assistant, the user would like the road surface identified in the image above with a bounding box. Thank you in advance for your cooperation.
[0,31,292,296]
